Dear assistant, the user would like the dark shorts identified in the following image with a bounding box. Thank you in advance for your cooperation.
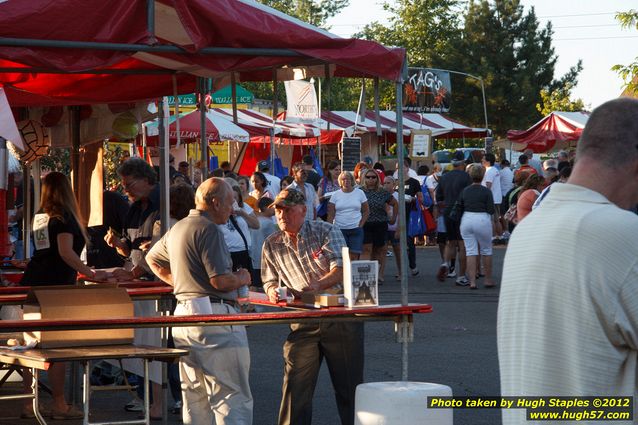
[340,227,364,254]
[387,229,399,244]
[437,232,448,244]
[443,216,462,241]
[363,221,388,247]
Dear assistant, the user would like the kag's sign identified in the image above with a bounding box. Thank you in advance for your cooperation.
[403,68,452,113]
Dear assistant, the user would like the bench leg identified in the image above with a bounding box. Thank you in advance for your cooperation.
[83,361,90,425]
[32,368,47,425]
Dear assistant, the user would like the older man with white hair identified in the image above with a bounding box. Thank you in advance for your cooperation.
[147,177,253,425]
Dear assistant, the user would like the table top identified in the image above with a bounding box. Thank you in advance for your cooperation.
[0,303,431,333]
[0,344,188,370]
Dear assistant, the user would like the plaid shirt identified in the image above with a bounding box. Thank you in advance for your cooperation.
[261,220,346,296]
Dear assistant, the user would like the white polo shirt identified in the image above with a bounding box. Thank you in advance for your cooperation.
[498,183,638,424]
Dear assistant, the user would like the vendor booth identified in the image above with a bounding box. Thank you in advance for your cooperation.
[497,111,590,153]
[0,4,433,420]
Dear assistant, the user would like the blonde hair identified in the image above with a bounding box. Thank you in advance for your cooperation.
[40,172,88,244]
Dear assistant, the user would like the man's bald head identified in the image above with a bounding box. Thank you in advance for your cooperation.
[577,98,638,168]
[195,177,235,224]
[196,177,231,209]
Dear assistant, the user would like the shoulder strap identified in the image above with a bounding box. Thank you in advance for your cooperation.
[229,215,249,251]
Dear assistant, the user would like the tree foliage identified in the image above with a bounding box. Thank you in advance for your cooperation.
[536,84,584,116]
[612,10,638,95]
[441,0,582,137]
[243,0,353,112]
[258,0,349,27]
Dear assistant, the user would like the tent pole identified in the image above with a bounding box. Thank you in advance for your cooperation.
[325,64,331,133]
[198,77,208,180]
[146,0,157,44]
[231,73,238,124]
[374,77,381,137]
[395,59,409,382]
[271,69,278,171]
[270,128,276,175]
[158,97,170,235]
[70,106,81,195]
[22,163,30,259]
[317,77,321,159]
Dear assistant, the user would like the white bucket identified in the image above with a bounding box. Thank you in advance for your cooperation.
[355,381,453,425]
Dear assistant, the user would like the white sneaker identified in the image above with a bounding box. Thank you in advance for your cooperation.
[455,276,470,286]
[124,398,144,412]
[446,270,457,278]
[386,250,393,257]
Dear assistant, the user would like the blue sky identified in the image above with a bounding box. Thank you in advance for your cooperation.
[326,0,637,110]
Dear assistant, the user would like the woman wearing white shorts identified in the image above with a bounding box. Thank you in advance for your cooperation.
[457,164,497,289]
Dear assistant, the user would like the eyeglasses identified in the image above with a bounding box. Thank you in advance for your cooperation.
[122,179,141,191]
[365,175,378,179]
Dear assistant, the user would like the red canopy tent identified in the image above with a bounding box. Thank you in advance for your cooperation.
[0,0,405,106]
[503,111,590,153]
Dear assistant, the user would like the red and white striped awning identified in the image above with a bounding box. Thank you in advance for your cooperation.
[209,108,320,139]
[502,111,590,153]
[315,110,488,138]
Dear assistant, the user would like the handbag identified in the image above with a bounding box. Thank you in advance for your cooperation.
[408,198,427,237]
[422,207,437,234]
[503,203,518,224]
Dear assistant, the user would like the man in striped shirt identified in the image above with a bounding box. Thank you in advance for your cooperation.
[261,188,364,425]
[498,98,638,424]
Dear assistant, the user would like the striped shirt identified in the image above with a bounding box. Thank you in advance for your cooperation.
[261,220,346,296]
[498,183,638,424]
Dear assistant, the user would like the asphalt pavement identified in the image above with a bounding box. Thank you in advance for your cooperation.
[1,244,506,425]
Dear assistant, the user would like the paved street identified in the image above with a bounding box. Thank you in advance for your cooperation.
[1,244,506,425]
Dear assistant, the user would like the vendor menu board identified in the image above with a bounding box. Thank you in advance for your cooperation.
[341,137,361,171]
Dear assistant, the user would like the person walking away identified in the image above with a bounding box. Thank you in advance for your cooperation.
[457,164,497,289]
[435,151,472,285]
[396,159,423,276]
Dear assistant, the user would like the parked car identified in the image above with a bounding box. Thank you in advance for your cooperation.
[433,148,485,170]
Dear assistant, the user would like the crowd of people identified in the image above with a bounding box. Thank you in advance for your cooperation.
[10,125,581,423]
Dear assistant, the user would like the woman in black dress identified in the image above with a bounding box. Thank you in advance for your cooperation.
[21,172,106,419]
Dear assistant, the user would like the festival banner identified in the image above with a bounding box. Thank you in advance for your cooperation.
[284,80,319,122]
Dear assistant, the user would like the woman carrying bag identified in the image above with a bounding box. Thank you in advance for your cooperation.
[455,164,497,289]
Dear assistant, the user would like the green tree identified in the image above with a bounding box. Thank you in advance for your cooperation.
[536,84,585,116]
[612,10,638,95]
[444,0,582,137]
[258,0,348,27]
[355,0,464,110]
[243,0,354,111]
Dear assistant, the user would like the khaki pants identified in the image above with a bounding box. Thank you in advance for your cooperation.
[173,298,253,425]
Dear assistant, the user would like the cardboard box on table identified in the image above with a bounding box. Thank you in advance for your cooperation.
[23,285,134,348]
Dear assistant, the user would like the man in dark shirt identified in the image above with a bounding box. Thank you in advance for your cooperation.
[398,159,423,276]
[302,154,321,190]
[435,151,472,285]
